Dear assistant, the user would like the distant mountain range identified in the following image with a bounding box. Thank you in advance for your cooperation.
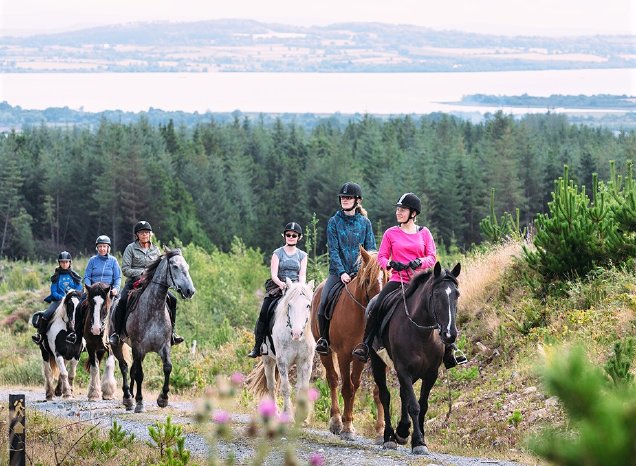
[1,19,634,72]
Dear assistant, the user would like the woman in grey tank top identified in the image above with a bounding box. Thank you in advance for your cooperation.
[248,222,308,358]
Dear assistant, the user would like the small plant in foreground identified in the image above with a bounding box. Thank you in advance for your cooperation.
[148,416,190,463]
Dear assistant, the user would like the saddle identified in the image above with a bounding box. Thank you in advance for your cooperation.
[366,287,405,350]
[324,281,346,320]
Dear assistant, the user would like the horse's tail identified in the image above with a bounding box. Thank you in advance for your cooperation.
[49,356,59,379]
[245,360,279,399]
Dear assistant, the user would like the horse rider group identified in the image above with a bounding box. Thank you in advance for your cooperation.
[247,182,468,369]
[32,221,184,348]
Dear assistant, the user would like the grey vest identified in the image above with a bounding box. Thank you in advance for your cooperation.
[274,247,307,282]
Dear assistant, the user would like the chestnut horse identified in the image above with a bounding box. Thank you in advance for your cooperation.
[310,247,388,441]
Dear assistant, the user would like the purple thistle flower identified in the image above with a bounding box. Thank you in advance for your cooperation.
[230,372,245,386]
[258,397,277,418]
[212,409,230,424]
[309,452,325,466]
[308,387,320,402]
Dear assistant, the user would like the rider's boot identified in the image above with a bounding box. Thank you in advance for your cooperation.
[443,343,468,369]
[167,295,184,346]
[248,321,266,358]
[108,299,125,346]
[352,301,380,363]
[31,315,49,345]
[315,313,331,355]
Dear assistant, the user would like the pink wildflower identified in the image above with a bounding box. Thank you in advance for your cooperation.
[308,387,320,402]
[258,397,277,418]
[309,452,325,466]
[278,411,292,424]
[230,372,245,386]
[212,409,230,424]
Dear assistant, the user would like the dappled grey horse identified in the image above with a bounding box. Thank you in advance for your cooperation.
[110,248,196,412]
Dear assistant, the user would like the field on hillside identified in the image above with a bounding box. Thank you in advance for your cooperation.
[1,241,635,464]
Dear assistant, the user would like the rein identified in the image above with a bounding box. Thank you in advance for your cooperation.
[399,280,440,331]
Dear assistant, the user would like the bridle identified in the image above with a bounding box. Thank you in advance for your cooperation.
[285,290,311,337]
[399,274,458,333]
[152,254,183,296]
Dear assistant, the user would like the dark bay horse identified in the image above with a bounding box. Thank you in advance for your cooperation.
[310,247,388,441]
[35,290,83,400]
[82,282,117,401]
[110,248,195,413]
[371,262,461,454]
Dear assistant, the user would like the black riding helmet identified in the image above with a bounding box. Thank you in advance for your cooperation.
[58,251,72,262]
[338,182,362,199]
[283,222,303,236]
[134,220,153,234]
[395,193,421,216]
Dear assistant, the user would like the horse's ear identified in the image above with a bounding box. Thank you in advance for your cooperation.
[451,263,461,278]
[434,262,442,278]
[359,245,370,262]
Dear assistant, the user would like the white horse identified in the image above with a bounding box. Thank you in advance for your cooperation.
[34,290,83,400]
[247,278,315,420]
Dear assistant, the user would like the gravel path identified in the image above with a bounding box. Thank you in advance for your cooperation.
[2,387,528,466]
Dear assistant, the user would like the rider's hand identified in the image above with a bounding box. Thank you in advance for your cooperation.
[111,288,119,296]
[340,273,351,284]
[388,260,408,272]
[408,258,422,270]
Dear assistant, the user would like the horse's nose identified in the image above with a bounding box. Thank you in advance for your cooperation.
[91,325,101,335]
[185,287,196,299]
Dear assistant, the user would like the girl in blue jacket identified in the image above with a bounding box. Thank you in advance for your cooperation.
[32,251,83,344]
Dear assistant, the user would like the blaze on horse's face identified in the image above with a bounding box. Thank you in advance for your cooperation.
[430,263,461,345]
[284,279,314,341]
[88,283,111,336]
[63,291,81,331]
[167,253,196,299]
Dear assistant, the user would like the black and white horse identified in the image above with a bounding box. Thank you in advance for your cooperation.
[35,290,83,400]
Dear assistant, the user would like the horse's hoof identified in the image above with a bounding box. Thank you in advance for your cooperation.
[123,397,134,409]
[157,395,168,408]
[329,420,343,435]
[135,403,145,413]
[383,441,398,450]
[102,394,115,400]
[374,436,384,446]
[412,445,430,455]
[87,396,100,402]
[54,388,62,397]
[395,433,408,445]
[340,431,355,442]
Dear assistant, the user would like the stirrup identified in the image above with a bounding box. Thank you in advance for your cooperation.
[65,332,77,344]
[352,343,370,362]
[171,333,184,346]
[453,347,468,366]
[109,333,120,346]
[315,338,330,355]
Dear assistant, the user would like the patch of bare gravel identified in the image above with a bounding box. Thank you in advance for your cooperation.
[1,386,528,465]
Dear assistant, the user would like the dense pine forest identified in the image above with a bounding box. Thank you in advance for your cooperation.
[1,111,635,260]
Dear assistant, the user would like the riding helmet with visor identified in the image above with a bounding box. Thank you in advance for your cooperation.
[95,235,111,246]
[283,222,303,236]
[58,251,72,262]
[395,193,421,215]
[338,182,362,199]
[134,220,153,234]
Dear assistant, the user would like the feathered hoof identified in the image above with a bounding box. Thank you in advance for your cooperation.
[395,433,408,445]
[412,445,430,455]
[329,418,343,435]
[102,394,115,400]
[157,394,169,408]
[134,402,145,413]
[340,431,355,442]
[383,441,397,450]
[374,435,384,446]
[87,396,101,402]
[123,396,134,410]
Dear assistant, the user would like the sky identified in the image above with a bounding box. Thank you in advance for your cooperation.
[1,0,634,37]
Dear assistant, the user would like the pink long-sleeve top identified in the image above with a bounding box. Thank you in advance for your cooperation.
[378,226,437,283]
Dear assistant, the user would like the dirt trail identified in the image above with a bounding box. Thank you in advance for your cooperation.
[1,386,526,466]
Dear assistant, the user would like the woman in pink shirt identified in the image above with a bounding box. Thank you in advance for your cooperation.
[352,193,467,368]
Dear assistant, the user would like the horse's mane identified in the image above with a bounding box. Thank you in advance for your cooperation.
[273,281,313,325]
[353,251,384,294]
[53,290,82,322]
[136,248,182,293]
[404,267,457,300]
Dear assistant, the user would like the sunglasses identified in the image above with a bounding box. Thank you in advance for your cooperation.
[285,233,299,238]
[340,196,355,200]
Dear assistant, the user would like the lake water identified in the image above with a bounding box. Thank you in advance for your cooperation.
[1,69,635,114]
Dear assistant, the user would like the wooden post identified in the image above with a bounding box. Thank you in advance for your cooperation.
[9,394,25,466]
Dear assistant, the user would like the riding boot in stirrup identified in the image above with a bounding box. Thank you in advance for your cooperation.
[31,315,50,345]
[443,343,468,369]
[171,330,185,346]
[315,314,330,355]
[352,302,379,363]
[248,321,266,358]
